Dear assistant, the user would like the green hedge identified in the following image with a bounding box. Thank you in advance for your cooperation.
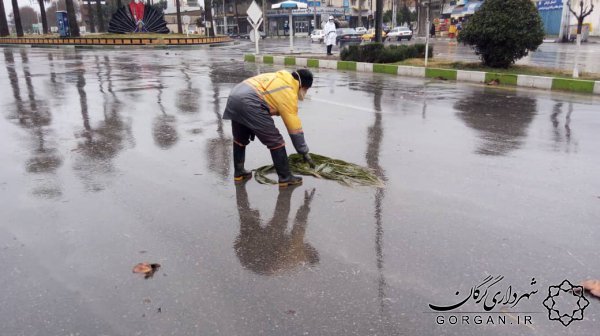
[340,43,433,63]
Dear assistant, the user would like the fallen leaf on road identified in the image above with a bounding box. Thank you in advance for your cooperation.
[133,262,161,279]
[487,79,500,86]
[582,279,600,298]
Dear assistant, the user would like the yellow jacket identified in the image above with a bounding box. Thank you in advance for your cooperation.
[244,70,303,134]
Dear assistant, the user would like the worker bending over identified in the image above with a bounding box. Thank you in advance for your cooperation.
[224,69,316,187]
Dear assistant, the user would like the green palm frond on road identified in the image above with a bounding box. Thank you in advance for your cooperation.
[254,153,384,187]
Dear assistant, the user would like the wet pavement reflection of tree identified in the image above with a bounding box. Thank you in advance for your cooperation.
[205,66,232,181]
[455,89,537,156]
[233,185,319,276]
[176,62,200,114]
[550,101,577,153]
[72,53,133,192]
[3,49,63,198]
[152,67,179,149]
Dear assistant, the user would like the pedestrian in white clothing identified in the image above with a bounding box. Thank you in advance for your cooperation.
[323,16,337,55]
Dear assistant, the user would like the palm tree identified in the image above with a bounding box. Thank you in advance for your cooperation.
[88,1,96,33]
[95,0,105,32]
[11,0,24,36]
[176,0,182,33]
[37,0,49,34]
[65,0,80,36]
[1,0,10,36]
[204,0,214,36]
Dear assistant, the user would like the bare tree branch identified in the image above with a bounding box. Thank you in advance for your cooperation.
[582,4,594,19]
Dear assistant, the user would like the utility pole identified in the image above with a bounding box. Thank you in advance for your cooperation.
[313,1,317,31]
[263,0,267,35]
[392,0,396,28]
[425,1,430,66]
[223,0,228,34]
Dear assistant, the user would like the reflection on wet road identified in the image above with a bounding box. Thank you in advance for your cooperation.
[0,46,599,336]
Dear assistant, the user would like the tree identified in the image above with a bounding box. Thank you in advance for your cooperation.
[458,0,544,68]
[204,0,214,36]
[11,0,24,36]
[400,4,411,26]
[86,1,96,32]
[65,0,80,36]
[568,0,595,35]
[375,0,383,42]
[36,0,49,34]
[17,6,37,33]
[567,0,595,78]
[95,0,105,32]
[1,0,11,36]
[176,0,182,34]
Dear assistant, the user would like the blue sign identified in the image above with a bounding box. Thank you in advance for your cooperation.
[538,0,563,11]
[307,1,321,6]
[343,0,349,7]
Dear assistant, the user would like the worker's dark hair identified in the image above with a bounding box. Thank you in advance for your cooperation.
[292,69,313,89]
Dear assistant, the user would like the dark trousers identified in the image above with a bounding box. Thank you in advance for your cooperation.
[327,44,333,54]
[232,120,285,150]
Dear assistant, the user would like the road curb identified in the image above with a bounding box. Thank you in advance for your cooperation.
[245,54,600,95]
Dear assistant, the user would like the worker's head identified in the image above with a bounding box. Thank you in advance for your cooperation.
[328,15,334,21]
[292,69,313,101]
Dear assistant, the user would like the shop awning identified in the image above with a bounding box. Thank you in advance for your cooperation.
[272,0,308,9]
[463,1,483,15]
[442,4,455,15]
[451,5,465,18]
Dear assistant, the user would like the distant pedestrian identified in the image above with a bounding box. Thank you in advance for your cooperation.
[430,23,436,38]
[324,16,337,55]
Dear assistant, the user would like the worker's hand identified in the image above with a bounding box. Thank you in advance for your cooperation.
[303,153,316,169]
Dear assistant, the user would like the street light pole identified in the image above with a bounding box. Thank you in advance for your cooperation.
[313,1,317,31]
[223,0,228,35]
[424,1,430,66]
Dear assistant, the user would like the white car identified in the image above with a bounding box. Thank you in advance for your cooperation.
[310,29,325,43]
[387,26,413,41]
[355,26,367,34]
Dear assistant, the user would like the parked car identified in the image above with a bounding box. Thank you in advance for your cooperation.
[361,28,387,42]
[335,28,362,47]
[387,26,413,41]
[355,26,367,34]
[310,29,325,43]
[238,31,266,39]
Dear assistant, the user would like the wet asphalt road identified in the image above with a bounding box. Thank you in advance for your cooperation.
[1,44,600,336]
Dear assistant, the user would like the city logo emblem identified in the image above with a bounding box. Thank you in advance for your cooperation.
[542,280,590,327]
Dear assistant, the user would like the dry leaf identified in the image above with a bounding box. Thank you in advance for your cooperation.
[133,262,161,279]
[582,279,600,298]
[133,263,152,274]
